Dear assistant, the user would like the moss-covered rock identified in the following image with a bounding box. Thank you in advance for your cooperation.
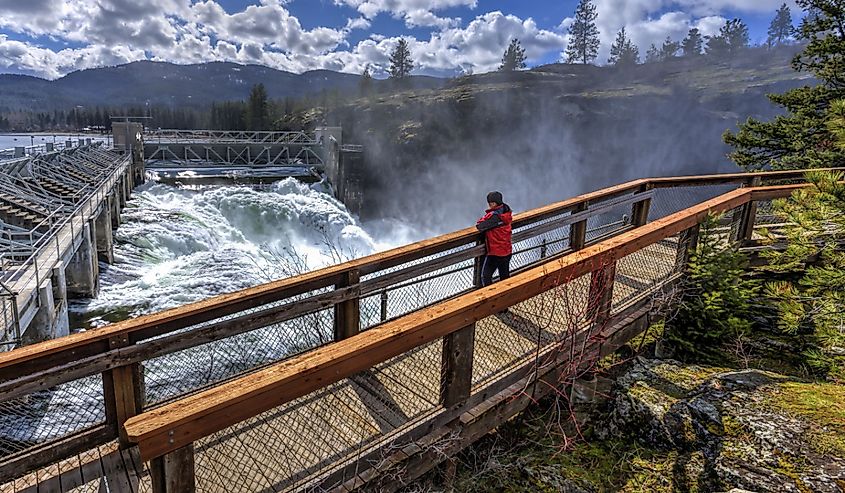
[607,358,845,493]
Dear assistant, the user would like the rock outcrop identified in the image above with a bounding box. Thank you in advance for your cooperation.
[605,358,845,492]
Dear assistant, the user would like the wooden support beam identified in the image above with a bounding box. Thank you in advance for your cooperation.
[334,269,361,341]
[569,202,588,251]
[631,184,653,227]
[737,176,762,243]
[103,337,143,447]
[587,262,616,327]
[675,225,701,272]
[150,444,195,493]
[440,324,476,408]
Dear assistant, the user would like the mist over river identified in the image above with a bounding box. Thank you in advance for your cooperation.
[70,179,419,329]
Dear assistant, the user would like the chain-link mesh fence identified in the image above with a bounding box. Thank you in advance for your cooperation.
[0,375,105,459]
[647,184,737,222]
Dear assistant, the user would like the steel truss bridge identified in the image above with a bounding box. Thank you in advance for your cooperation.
[144,130,328,169]
[0,168,826,493]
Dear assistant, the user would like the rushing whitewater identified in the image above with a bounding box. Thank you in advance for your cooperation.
[71,178,389,328]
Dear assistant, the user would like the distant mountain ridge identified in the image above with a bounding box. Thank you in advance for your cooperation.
[0,61,443,111]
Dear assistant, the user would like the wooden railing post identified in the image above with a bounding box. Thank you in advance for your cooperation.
[675,224,701,272]
[150,443,196,493]
[587,262,616,327]
[103,336,143,447]
[570,202,588,251]
[440,323,476,407]
[440,240,483,407]
[735,176,762,243]
[334,269,360,341]
[631,183,653,227]
[380,291,388,322]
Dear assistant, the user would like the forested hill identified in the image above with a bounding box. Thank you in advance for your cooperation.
[0,60,442,112]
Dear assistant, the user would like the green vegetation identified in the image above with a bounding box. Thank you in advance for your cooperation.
[499,39,527,72]
[608,28,640,67]
[389,39,415,80]
[446,411,690,493]
[246,83,271,130]
[765,381,845,456]
[767,3,795,48]
[762,170,845,376]
[565,0,600,65]
[725,0,845,170]
[664,215,761,361]
[705,19,750,58]
[681,28,704,57]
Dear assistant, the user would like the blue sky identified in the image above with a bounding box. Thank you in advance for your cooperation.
[0,0,802,79]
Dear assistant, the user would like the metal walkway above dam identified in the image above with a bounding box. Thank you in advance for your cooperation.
[0,141,141,348]
[0,168,830,493]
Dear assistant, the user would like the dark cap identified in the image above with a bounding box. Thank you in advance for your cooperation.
[486,191,503,205]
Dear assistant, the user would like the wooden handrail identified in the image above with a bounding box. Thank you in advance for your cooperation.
[124,186,758,460]
[0,179,645,375]
[0,168,833,379]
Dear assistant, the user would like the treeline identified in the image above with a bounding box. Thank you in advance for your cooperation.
[0,106,205,133]
[0,83,349,132]
[496,2,799,70]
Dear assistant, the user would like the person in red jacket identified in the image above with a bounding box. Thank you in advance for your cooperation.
[476,191,513,287]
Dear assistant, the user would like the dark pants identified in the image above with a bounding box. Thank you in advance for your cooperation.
[481,254,512,287]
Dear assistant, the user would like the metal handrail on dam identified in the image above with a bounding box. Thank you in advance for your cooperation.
[0,144,135,346]
[0,168,833,492]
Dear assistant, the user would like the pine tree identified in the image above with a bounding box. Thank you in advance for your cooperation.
[388,39,414,79]
[608,27,640,67]
[565,0,600,64]
[767,3,794,47]
[360,64,373,96]
[762,165,845,375]
[499,38,527,71]
[247,83,270,130]
[664,214,760,360]
[659,35,680,60]
[682,28,704,56]
[645,44,661,63]
[724,0,845,170]
[706,18,749,58]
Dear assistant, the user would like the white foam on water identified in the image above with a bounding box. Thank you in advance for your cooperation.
[72,178,385,326]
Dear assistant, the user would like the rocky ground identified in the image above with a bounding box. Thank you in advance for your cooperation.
[604,358,845,492]
[408,356,845,492]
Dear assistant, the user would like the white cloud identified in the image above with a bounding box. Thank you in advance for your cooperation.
[0,34,145,79]
[333,0,476,29]
[0,0,808,79]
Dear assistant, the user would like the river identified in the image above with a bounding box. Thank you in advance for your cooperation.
[69,178,417,329]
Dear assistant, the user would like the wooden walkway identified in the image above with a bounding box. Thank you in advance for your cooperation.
[3,168,816,493]
[1,240,679,493]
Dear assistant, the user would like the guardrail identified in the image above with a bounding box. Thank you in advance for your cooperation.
[0,168,833,491]
[0,137,108,161]
[147,130,320,145]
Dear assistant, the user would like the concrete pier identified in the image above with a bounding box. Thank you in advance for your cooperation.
[95,205,115,264]
[22,265,70,344]
[65,223,99,299]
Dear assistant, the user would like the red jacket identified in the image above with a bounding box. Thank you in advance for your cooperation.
[476,204,513,256]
